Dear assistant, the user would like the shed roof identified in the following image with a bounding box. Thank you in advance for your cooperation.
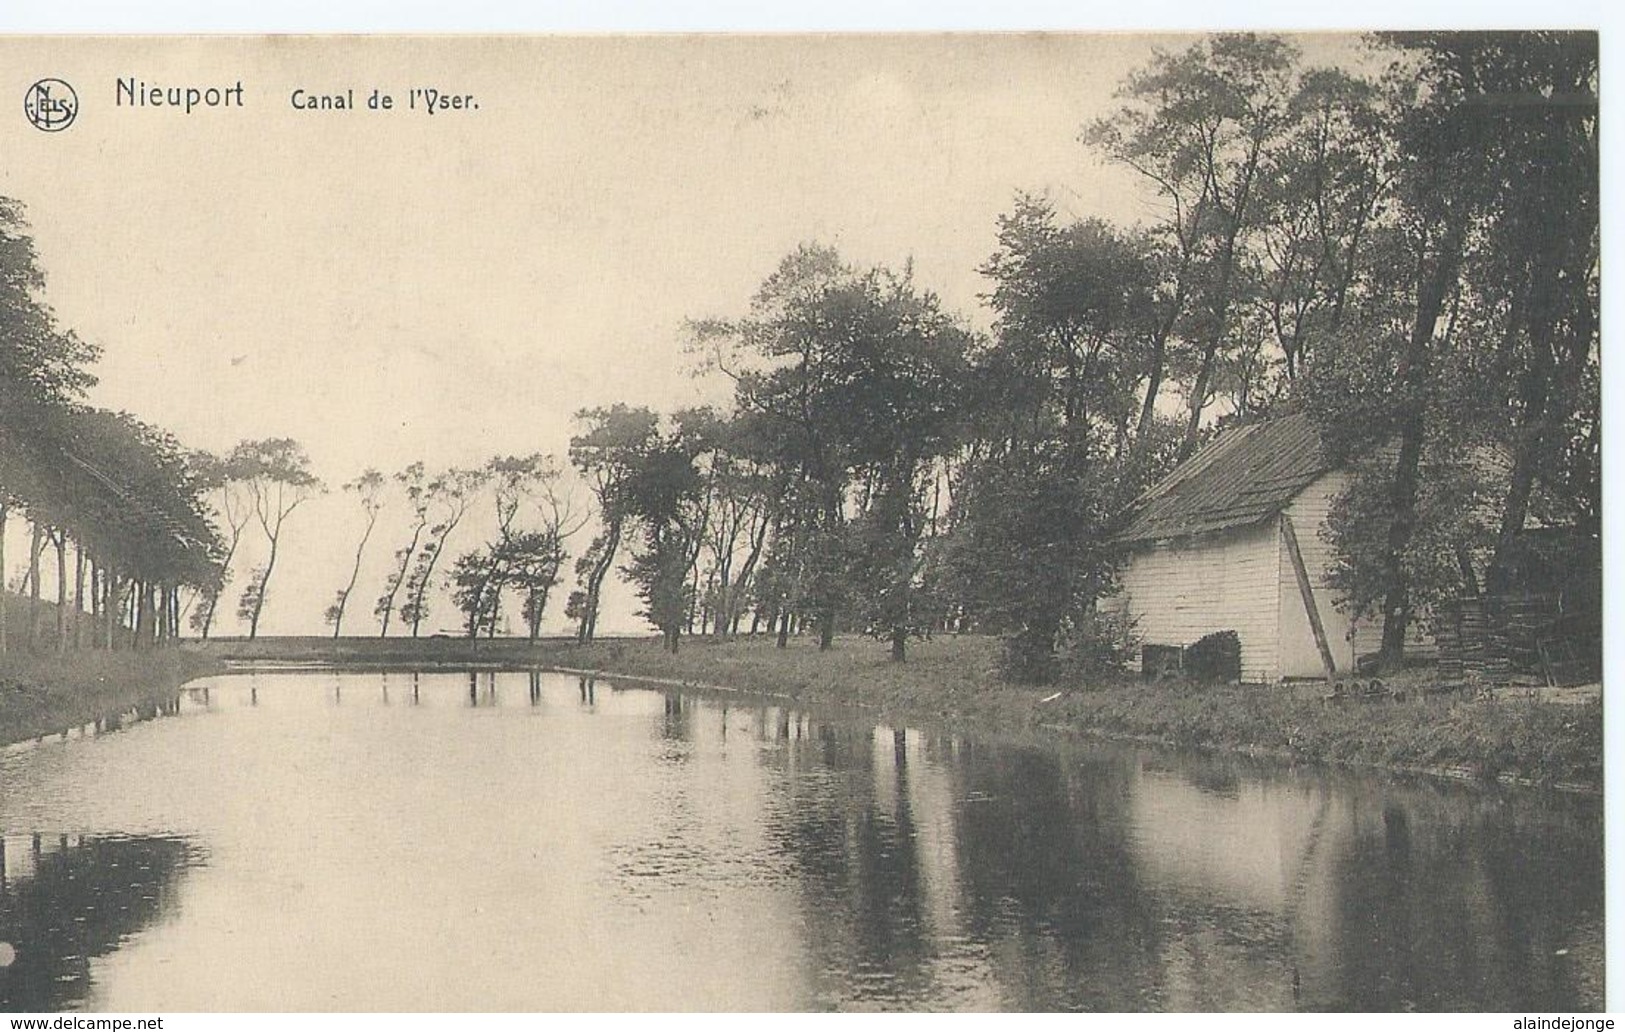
[1117,413,1332,545]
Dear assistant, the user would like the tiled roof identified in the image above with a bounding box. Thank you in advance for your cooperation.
[1116,413,1332,544]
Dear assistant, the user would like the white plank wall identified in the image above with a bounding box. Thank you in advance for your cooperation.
[1119,521,1282,682]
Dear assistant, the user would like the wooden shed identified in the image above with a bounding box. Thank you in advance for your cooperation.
[1115,414,1378,684]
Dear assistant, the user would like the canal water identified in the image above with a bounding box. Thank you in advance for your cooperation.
[0,670,1604,1012]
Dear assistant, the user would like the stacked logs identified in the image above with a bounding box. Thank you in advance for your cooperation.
[1436,594,1558,687]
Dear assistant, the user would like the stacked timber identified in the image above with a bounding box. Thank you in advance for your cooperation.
[1495,594,1557,673]
[1435,597,1503,686]
[1436,594,1559,687]
[1434,603,1464,682]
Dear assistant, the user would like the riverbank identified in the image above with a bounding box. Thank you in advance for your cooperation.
[192,633,1603,792]
[0,649,222,747]
[541,635,1602,791]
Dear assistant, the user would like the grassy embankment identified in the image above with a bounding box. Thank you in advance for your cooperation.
[0,593,224,747]
[548,635,1603,791]
[198,631,1603,792]
[0,648,221,747]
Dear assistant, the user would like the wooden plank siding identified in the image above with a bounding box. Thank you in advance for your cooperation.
[1277,469,1433,669]
[1118,520,1282,683]
[1114,412,1449,682]
[1276,471,1359,678]
[1120,468,1427,683]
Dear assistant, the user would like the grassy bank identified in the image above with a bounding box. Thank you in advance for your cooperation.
[192,632,1602,792]
[542,634,1603,792]
[186,634,589,667]
[0,649,222,747]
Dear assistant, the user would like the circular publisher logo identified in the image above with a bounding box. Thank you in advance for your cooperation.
[23,78,77,132]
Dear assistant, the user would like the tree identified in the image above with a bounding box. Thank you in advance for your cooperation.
[400,466,487,637]
[375,462,430,637]
[939,192,1192,679]
[835,271,972,661]
[325,468,386,638]
[1086,33,1300,457]
[941,446,1121,682]
[694,245,975,654]
[1452,33,1600,593]
[692,245,856,649]
[507,529,571,641]
[52,408,223,648]
[505,462,588,641]
[188,449,253,639]
[569,405,659,642]
[1303,35,1540,668]
[979,197,1161,479]
[232,438,322,639]
[449,545,505,639]
[0,197,99,651]
[619,431,705,653]
[1251,68,1389,389]
[692,409,783,639]
[0,197,99,409]
[0,200,219,653]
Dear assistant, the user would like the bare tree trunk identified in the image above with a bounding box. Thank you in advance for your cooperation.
[53,530,67,655]
[27,522,43,651]
[378,522,425,638]
[1377,221,1466,671]
[580,520,621,643]
[333,509,379,638]
[248,532,279,639]
[102,570,116,650]
[0,504,8,655]
[726,511,770,640]
[73,543,85,650]
[133,580,148,649]
[157,582,170,643]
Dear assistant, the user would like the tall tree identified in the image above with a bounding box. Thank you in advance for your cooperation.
[325,468,386,638]
[1303,35,1550,666]
[510,468,588,641]
[618,427,706,653]
[375,462,430,637]
[1459,32,1600,593]
[507,529,572,641]
[188,449,252,639]
[695,245,914,650]
[1252,68,1389,388]
[1086,33,1300,457]
[944,197,1174,679]
[400,466,487,637]
[569,405,659,642]
[233,438,322,639]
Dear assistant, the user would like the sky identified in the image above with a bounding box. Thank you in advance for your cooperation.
[0,31,1507,636]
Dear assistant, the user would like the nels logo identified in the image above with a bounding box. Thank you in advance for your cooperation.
[23,78,77,132]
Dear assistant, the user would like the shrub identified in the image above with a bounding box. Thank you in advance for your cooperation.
[1185,630,1241,683]
[1057,608,1141,682]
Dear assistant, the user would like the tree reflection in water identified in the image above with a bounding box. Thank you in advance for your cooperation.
[0,834,196,1012]
[0,674,1599,1012]
[746,707,1602,1012]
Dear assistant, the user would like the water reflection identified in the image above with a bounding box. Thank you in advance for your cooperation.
[0,834,195,1012]
[736,706,1601,1010]
[0,670,1601,1011]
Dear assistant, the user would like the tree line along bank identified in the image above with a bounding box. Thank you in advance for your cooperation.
[0,33,1598,690]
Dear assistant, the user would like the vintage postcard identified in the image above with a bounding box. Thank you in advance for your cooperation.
[0,30,1603,1015]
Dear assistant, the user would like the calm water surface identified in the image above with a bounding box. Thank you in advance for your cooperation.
[0,669,1604,1011]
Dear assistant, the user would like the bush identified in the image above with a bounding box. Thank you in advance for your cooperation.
[1185,630,1241,683]
[1058,608,1140,682]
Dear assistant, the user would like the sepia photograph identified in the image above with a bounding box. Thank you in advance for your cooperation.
[0,25,1604,1015]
